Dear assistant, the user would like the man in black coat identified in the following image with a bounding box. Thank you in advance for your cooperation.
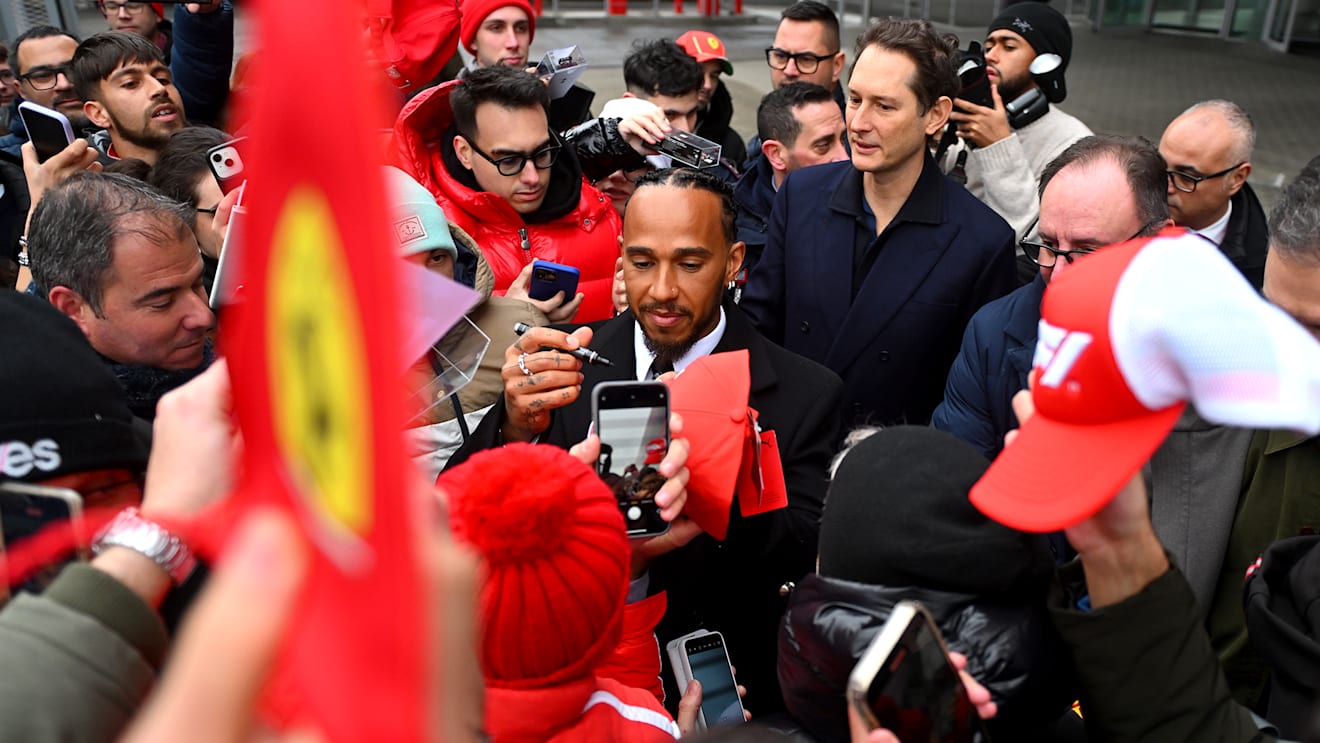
[449,168,843,715]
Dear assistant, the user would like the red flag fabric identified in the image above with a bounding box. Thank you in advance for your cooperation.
[661,351,790,539]
[214,0,428,738]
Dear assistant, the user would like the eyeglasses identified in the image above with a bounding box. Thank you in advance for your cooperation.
[1166,162,1244,193]
[0,70,14,84]
[99,1,151,13]
[765,47,836,74]
[196,206,219,215]
[19,64,71,91]
[1022,220,1165,269]
[463,131,561,177]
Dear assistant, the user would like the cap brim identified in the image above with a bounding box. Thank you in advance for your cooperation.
[719,59,734,75]
[970,402,1185,532]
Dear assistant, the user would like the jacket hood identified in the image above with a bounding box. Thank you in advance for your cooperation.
[394,81,584,226]
[446,219,494,301]
[778,574,1075,742]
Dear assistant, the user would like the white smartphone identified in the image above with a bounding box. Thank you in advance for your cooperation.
[18,101,75,163]
[847,600,986,742]
[683,631,745,730]
[209,201,244,310]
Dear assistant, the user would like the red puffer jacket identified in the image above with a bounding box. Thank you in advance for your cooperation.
[392,81,621,322]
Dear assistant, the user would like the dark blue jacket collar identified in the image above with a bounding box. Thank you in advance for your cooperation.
[827,154,945,227]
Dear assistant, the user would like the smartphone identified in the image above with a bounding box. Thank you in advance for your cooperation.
[209,202,244,310]
[684,632,746,730]
[527,259,581,302]
[847,601,986,743]
[591,381,670,538]
[0,482,87,595]
[207,137,249,195]
[18,101,75,164]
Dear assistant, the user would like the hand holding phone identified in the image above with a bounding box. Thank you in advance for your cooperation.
[18,101,75,164]
[668,630,746,731]
[847,601,988,743]
[592,381,670,538]
[527,259,581,303]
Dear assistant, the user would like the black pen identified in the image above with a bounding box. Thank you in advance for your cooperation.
[513,322,614,367]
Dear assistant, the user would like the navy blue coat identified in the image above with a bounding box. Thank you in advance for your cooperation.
[740,157,1017,427]
[930,275,1044,460]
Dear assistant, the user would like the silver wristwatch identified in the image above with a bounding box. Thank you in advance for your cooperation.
[93,508,197,585]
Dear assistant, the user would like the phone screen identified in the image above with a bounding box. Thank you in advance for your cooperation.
[866,615,978,742]
[0,483,85,595]
[19,107,74,163]
[594,383,669,537]
[686,635,744,727]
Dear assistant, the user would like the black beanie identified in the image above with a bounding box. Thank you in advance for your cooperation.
[0,292,150,483]
[989,2,1073,69]
[819,426,1054,597]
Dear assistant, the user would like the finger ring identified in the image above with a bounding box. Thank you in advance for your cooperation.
[517,353,533,377]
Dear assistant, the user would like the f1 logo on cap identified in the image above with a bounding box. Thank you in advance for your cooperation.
[1034,319,1092,389]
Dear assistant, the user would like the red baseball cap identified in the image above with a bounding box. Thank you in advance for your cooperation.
[972,229,1320,533]
[676,30,734,75]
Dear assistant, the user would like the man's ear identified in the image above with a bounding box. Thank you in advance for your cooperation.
[924,96,953,136]
[831,52,846,86]
[726,240,746,284]
[761,139,789,174]
[453,134,474,170]
[1226,162,1251,197]
[47,286,94,333]
[84,100,111,130]
[621,91,637,100]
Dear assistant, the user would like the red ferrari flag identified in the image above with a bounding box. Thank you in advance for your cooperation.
[218,0,428,738]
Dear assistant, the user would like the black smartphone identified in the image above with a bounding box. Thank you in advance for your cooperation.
[847,601,988,743]
[0,482,87,595]
[684,631,746,730]
[207,136,249,195]
[591,381,670,538]
[528,259,580,302]
[18,101,75,163]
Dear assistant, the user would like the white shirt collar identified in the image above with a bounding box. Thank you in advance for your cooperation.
[632,308,727,380]
[1194,200,1233,247]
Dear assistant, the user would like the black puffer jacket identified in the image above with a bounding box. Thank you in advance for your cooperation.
[778,574,1077,743]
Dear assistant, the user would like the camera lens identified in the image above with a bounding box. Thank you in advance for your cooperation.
[211,153,222,162]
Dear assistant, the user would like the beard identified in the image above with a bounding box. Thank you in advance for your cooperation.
[106,94,182,151]
[640,298,721,372]
[994,68,1034,105]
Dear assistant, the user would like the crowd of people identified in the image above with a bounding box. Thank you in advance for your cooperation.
[0,0,1317,741]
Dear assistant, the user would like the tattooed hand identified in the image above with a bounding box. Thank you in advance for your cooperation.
[501,325,593,443]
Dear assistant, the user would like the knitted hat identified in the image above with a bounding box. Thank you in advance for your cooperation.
[989,2,1073,68]
[459,0,536,55]
[819,427,1053,596]
[438,443,629,688]
[0,292,150,483]
[676,30,734,75]
[383,166,457,262]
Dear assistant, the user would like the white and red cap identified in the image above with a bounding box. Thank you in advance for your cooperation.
[972,229,1320,532]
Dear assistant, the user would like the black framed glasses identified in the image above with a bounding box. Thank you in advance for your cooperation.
[464,131,561,177]
[196,206,219,216]
[1022,220,1165,269]
[1166,162,1244,193]
[765,47,835,74]
[19,64,70,91]
[0,70,14,84]
[99,1,151,13]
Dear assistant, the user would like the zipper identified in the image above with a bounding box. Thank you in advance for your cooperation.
[519,227,531,261]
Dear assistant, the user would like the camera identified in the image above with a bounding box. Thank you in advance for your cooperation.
[955,41,994,109]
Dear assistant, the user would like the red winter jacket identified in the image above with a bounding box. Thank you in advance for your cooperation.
[392,81,622,322]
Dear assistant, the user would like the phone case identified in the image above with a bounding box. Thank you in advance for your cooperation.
[528,259,581,302]
[666,628,710,692]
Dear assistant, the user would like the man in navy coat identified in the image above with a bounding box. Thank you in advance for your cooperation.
[740,18,1016,428]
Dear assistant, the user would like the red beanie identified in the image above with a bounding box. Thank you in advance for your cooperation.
[151,3,164,17]
[459,0,536,54]
[438,443,629,689]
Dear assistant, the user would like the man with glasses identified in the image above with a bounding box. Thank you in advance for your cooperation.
[393,65,660,322]
[97,0,170,60]
[766,1,845,103]
[1159,99,1268,289]
[933,135,1171,459]
[9,27,89,141]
